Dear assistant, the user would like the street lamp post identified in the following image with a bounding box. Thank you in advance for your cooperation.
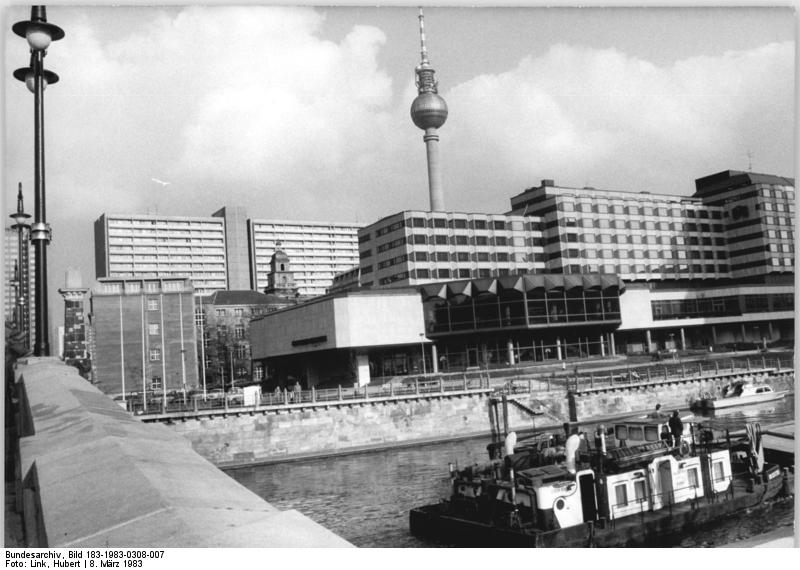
[13,6,64,357]
[9,183,31,347]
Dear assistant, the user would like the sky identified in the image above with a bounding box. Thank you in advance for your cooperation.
[2,3,795,338]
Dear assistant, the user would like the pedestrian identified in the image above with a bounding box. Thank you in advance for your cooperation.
[293,380,302,402]
[649,403,664,419]
[439,354,447,372]
[668,410,683,447]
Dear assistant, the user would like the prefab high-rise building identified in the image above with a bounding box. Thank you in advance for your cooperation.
[94,211,363,298]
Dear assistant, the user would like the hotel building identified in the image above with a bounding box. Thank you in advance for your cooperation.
[357,211,545,288]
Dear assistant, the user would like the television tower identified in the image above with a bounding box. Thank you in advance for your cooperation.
[410,8,448,211]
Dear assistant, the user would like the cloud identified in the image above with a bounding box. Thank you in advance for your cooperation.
[442,41,794,204]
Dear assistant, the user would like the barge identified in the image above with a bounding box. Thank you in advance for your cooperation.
[409,420,791,547]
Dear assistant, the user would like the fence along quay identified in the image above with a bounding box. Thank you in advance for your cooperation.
[135,356,793,467]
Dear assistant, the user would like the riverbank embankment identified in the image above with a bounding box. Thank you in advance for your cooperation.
[151,358,793,468]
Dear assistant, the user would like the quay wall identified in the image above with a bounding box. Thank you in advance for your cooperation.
[167,390,569,467]
[11,357,352,548]
[570,369,795,421]
[159,369,793,467]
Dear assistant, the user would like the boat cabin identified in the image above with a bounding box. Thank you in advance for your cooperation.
[613,416,693,448]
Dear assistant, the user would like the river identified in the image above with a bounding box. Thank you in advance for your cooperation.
[227,396,794,548]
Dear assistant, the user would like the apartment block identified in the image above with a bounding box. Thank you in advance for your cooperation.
[94,213,229,296]
[248,219,364,296]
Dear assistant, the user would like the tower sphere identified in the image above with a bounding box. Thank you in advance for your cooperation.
[411,91,448,130]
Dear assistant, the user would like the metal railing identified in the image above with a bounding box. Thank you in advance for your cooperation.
[566,357,792,394]
[128,374,492,416]
[129,357,792,417]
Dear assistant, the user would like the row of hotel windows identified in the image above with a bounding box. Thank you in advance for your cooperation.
[365,251,545,271]
[553,234,726,247]
[555,199,722,218]
[370,217,531,239]
[555,218,725,233]
[651,293,794,320]
[370,234,541,254]
[553,249,729,261]
[373,262,740,286]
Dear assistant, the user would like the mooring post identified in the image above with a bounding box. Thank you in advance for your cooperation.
[439,376,444,394]
[761,356,766,370]
[415,378,420,395]
[590,373,595,389]
[776,359,781,372]
[547,374,551,391]
[337,385,342,401]
[746,358,751,371]
[663,367,668,381]
[714,361,719,375]
[610,373,614,387]
[527,378,532,393]
[311,386,316,403]
[680,362,685,378]
[730,359,734,373]
[463,374,468,391]
[193,397,198,413]
[698,363,702,377]
[646,368,651,383]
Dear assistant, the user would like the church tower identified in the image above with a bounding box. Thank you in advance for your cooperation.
[265,242,298,297]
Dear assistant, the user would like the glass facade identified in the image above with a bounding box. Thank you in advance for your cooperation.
[651,292,794,320]
[422,274,623,335]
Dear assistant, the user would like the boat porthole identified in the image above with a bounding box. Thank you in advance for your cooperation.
[555,499,565,510]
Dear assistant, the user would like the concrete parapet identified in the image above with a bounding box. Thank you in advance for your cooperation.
[13,357,352,548]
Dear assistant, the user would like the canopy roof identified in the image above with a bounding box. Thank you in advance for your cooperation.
[419,273,624,300]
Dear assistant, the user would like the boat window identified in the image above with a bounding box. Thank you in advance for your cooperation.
[628,426,644,441]
[615,425,628,440]
[614,484,628,508]
[712,461,725,483]
[644,426,659,442]
[633,480,646,502]
[688,468,699,489]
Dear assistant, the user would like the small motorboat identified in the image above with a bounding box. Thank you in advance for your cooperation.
[700,381,786,410]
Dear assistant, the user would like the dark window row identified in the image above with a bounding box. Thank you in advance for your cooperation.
[425,289,622,334]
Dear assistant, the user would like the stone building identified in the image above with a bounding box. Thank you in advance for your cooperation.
[196,289,297,390]
[89,277,198,397]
